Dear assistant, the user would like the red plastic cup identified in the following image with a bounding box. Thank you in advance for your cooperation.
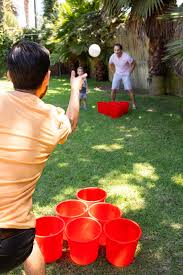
[76,187,107,207]
[55,199,88,239]
[65,217,102,265]
[88,202,122,245]
[104,218,142,267]
[35,216,65,263]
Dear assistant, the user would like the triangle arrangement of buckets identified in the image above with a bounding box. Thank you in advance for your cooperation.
[97,101,129,119]
[35,187,142,267]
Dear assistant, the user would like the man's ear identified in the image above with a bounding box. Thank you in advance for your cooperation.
[43,70,51,86]
[7,71,12,82]
[35,70,51,98]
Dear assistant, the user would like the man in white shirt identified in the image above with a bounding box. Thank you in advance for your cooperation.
[109,43,137,109]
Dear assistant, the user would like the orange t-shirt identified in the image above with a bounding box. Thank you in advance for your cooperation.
[0,91,71,229]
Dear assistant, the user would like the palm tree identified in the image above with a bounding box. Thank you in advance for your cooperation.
[34,0,37,28]
[43,0,57,19]
[0,0,19,76]
[101,0,177,94]
[47,0,112,80]
[3,0,18,30]
[163,6,183,76]
[24,0,29,27]
[0,0,4,26]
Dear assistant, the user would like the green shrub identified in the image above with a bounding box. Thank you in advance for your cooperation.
[0,31,13,76]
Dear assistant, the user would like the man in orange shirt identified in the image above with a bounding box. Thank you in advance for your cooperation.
[0,40,86,274]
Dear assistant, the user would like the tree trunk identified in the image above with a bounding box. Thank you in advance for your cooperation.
[34,0,37,28]
[0,0,4,26]
[145,0,176,95]
[24,0,29,27]
[67,57,78,72]
[148,38,167,77]
[149,76,166,95]
[94,58,108,81]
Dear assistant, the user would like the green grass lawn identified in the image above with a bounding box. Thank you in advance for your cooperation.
[1,76,183,275]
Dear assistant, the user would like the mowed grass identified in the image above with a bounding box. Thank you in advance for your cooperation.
[1,76,183,275]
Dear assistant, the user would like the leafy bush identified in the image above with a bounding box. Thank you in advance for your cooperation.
[42,0,124,80]
[0,31,14,76]
[21,28,43,43]
[0,27,44,77]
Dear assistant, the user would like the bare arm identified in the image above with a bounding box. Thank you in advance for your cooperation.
[109,63,115,74]
[66,70,87,131]
[130,60,136,74]
[86,82,89,93]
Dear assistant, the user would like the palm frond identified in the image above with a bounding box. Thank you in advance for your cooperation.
[51,43,71,63]
[158,5,183,21]
[101,0,130,17]
[132,0,164,18]
[163,39,183,76]
[69,43,87,55]
[164,39,183,61]
[101,0,168,18]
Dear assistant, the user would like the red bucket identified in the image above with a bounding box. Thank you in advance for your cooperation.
[97,102,104,114]
[65,217,102,265]
[109,102,123,119]
[55,199,88,239]
[35,216,64,263]
[104,218,142,267]
[88,202,122,245]
[102,102,111,116]
[76,187,107,207]
[97,102,111,116]
[118,101,129,114]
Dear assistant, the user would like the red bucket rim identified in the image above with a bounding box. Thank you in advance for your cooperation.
[55,199,88,218]
[76,187,107,203]
[97,101,110,103]
[35,215,65,238]
[103,218,142,244]
[65,217,102,243]
[88,202,122,222]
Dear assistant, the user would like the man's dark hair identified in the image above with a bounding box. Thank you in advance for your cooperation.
[8,40,50,90]
[114,43,123,50]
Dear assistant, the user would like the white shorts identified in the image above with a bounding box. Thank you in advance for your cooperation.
[112,73,132,91]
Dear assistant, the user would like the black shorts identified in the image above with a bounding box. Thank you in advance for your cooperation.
[0,228,35,273]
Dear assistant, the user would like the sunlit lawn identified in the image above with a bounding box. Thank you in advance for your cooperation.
[1,76,183,275]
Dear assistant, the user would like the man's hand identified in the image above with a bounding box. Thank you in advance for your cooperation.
[130,61,136,75]
[70,70,87,91]
[109,63,115,75]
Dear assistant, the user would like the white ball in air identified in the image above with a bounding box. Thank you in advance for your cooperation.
[88,44,101,57]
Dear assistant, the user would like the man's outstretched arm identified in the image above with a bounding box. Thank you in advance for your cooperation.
[66,70,87,131]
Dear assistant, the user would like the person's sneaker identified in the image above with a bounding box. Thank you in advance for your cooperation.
[132,104,137,110]
[83,106,87,111]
